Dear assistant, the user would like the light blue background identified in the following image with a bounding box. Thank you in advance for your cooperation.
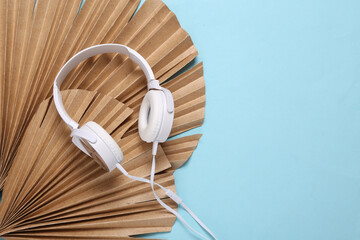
[3,1,360,240]
[141,0,360,240]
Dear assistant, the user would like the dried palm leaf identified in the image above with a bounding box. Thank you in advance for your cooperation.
[0,89,190,239]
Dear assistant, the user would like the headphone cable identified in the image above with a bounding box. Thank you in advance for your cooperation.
[115,142,217,240]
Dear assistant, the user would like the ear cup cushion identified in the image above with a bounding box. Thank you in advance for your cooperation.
[138,91,164,142]
[85,121,123,163]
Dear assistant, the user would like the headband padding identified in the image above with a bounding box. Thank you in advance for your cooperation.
[138,91,164,143]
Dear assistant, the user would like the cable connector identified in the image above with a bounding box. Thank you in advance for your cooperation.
[152,141,158,156]
[166,189,183,204]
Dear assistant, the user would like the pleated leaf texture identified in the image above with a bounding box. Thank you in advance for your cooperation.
[0,0,203,188]
[0,0,206,238]
[0,90,203,239]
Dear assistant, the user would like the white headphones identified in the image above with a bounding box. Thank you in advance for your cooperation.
[53,44,216,240]
[53,44,174,172]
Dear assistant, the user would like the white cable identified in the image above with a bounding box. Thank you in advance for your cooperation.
[149,155,211,240]
[180,202,218,240]
[115,163,166,191]
[115,144,217,240]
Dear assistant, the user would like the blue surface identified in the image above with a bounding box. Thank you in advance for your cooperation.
[4,1,360,240]
[141,0,360,239]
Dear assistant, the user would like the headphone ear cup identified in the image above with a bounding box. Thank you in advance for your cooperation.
[138,90,164,143]
[81,121,123,172]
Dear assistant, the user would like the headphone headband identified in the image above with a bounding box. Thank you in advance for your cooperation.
[52,44,215,239]
[53,44,159,130]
